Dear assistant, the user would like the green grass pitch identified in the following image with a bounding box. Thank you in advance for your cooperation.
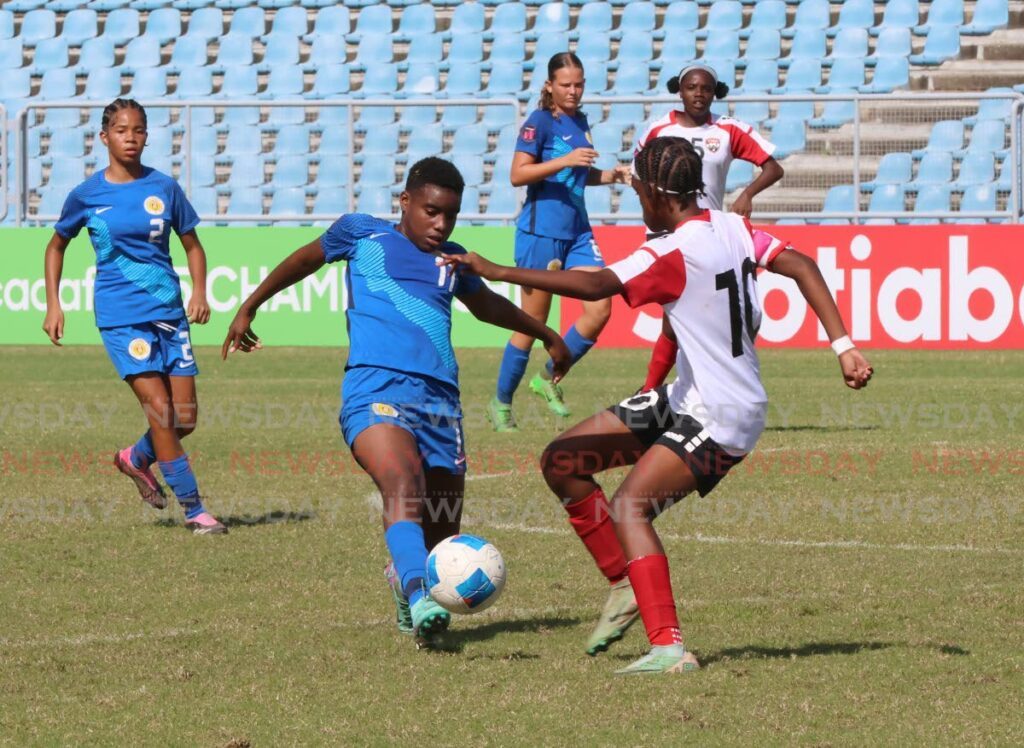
[1,346,1022,744]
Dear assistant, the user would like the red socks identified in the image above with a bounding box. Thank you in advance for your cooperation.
[627,554,682,646]
[642,332,678,392]
[564,488,627,584]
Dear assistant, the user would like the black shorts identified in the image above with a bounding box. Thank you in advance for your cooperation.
[608,386,744,497]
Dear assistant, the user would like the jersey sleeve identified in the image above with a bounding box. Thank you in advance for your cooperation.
[170,181,200,235]
[515,110,547,158]
[53,188,88,239]
[607,246,687,308]
[444,242,485,298]
[725,121,776,166]
[319,213,386,263]
[743,218,788,268]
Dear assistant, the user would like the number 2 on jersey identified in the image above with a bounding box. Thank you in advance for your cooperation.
[148,218,165,244]
[715,258,759,357]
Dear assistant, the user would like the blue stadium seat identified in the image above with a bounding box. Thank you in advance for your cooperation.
[445,62,483,96]
[703,30,739,61]
[310,64,351,98]
[264,65,305,103]
[908,151,953,190]
[907,184,951,223]
[449,32,484,65]
[269,187,307,218]
[725,159,754,192]
[745,29,781,63]
[823,59,865,92]
[964,119,1007,155]
[219,64,258,98]
[217,33,255,67]
[121,34,161,71]
[357,157,397,188]
[4,0,45,10]
[76,36,115,74]
[768,120,805,158]
[0,10,13,41]
[828,28,868,63]
[39,68,78,99]
[360,123,401,157]
[312,157,351,190]
[963,0,1009,35]
[460,186,480,216]
[175,66,213,98]
[862,153,912,192]
[829,0,874,37]
[531,33,571,70]
[964,88,1015,126]
[272,124,312,156]
[313,187,350,216]
[609,65,651,95]
[224,126,263,157]
[912,120,964,158]
[271,155,310,188]
[269,6,308,37]
[955,153,995,188]
[914,0,964,34]
[306,35,345,68]
[618,31,654,65]
[481,102,515,129]
[764,92,814,127]
[619,1,656,34]
[489,2,527,36]
[660,1,698,37]
[605,100,644,128]
[260,33,300,69]
[452,124,489,156]
[616,188,641,219]
[20,9,57,46]
[867,27,911,66]
[576,1,612,34]
[699,0,741,38]
[305,5,349,39]
[226,188,265,220]
[861,57,909,93]
[228,5,263,37]
[181,157,216,190]
[185,7,225,41]
[742,1,785,39]
[585,186,611,219]
[143,7,180,44]
[531,1,570,36]
[61,8,98,45]
[403,64,440,96]
[958,182,997,217]
[31,37,69,75]
[403,126,444,162]
[733,98,770,126]
[129,66,167,98]
[740,62,779,93]
[449,2,484,36]
[490,33,526,64]
[84,66,123,99]
[47,128,87,159]
[143,127,174,158]
[875,0,919,33]
[188,127,220,157]
[576,32,611,65]
[452,153,484,185]
[46,159,87,193]
[348,4,393,40]
[781,0,829,39]
[590,123,624,158]
[583,61,611,96]
[909,26,961,66]
[131,0,172,8]
[405,32,443,65]
[783,29,826,67]
[775,59,820,93]
[187,187,218,217]
[227,159,266,191]
[484,183,518,217]
[355,33,394,66]
[823,184,857,214]
[90,0,131,11]
[170,35,210,70]
[486,63,526,97]
[316,127,350,156]
[357,188,394,216]
[0,68,32,118]
[807,87,855,128]
[995,154,1014,192]
[0,38,23,70]
[494,123,518,155]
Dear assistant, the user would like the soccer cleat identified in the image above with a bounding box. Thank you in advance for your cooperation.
[614,644,700,675]
[529,373,571,418]
[184,511,228,535]
[411,594,451,646]
[486,396,519,432]
[586,577,640,656]
[384,561,414,636]
[114,447,167,509]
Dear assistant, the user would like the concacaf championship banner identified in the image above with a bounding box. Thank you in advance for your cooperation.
[581,225,1024,350]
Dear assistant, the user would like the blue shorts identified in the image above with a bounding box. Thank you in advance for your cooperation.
[99,318,198,380]
[514,230,605,271]
[340,367,466,475]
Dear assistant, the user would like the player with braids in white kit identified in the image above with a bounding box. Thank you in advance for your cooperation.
[442,138,873,675]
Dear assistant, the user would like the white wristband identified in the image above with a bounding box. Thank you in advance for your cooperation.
[831,336,856,356]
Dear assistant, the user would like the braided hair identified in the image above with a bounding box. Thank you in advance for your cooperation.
[101,98,147,131]
[633,136,704,205]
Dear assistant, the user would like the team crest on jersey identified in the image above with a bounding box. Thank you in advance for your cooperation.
[128,338,151,360]
[547,259,563,271]
[585,130,593,145]
[521,126,536,143]
[705,137,721,153]
[371,403,399,418]
[144,196,165,215]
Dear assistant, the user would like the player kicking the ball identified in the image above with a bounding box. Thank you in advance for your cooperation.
[443,138,873,674]
[222,158,570,645]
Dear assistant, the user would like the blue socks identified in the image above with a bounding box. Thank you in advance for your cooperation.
[545,324,597,376]
[130,431,156,469]
[158,454,205,519]
[385,521,429,606]
[496,342,531,405]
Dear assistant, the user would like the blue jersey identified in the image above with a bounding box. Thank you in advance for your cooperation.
[515,108,593,240]
[320,214,485,390]
[54,167,199,329]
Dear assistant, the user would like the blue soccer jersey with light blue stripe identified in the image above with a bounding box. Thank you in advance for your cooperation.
[320,214,484,390]
[54,167,199,329]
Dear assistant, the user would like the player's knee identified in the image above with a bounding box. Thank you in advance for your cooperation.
[540,442,579,489]
[584,297,612,329]
[141,396,174,430]
[174,404,198,436]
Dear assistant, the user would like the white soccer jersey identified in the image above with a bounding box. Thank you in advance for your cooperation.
[632,112,775,210]
[608,210,788,454]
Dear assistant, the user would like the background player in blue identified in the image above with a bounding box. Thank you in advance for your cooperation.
[489,52,630,432]
[221,158,571,645]
[41,99,225,535]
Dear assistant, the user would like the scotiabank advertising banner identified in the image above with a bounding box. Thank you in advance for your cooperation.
[577,225,1024,350]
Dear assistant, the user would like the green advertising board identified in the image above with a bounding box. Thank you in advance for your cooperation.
[0,227,557,346]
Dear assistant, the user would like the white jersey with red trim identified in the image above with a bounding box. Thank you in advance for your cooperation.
[607,210,788,454]
[632,112,775,210]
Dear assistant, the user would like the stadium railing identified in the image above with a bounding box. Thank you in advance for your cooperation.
[11,92,1023,226]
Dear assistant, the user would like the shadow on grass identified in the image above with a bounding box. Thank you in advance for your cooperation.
[699,640,895,665]
[763,425,880,433]
[154,510,316,530]
[428,615,581,655]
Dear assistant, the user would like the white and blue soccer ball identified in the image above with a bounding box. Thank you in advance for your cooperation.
[426,534,506,615]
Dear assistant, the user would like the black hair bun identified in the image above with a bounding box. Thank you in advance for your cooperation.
[715,81,730,99]
[666,76,680,94]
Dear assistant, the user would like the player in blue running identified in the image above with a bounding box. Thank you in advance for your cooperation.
[489,52,630,431]
[221,158,571,645]
[42,98,225,535]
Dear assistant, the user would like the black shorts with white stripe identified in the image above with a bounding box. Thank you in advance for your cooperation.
[608,386,744,497]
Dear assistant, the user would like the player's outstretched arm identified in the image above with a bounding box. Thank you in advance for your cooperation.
[222,239,326,359]
[179,230,210,325]
[42,232,71,346]
[443,252,623,301]
[770,247,873,390]
[460,286,572,382]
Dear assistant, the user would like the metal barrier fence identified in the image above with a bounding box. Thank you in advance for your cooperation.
[11,92,1024,226]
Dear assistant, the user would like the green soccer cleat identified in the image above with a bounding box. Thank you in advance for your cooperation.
[614,644,700,675]
[529,373,571,418]
[486,396,519,433]
[411,594,451,647]
[586,577,641,656]
[384,561,414,636]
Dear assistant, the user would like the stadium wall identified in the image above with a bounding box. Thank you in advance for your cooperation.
[2,226,1023,349]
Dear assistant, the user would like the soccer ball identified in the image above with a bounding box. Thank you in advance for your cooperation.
[426,534,506,615]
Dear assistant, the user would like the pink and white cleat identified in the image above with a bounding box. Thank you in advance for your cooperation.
[113,447,167,509]
[184,511,228,535]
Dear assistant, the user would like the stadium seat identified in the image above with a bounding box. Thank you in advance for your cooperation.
[227,156,267,190]
[182,157,216,189]
[47,128,87,159]
[219,65,259,100]
[310,64,351,98]
[964,88,1015,125]
[912,120,964,159]
[358,64,399,99]
[270,6,309,37]
[0,68,33,118]
[46,159,87,193]
[744,29,781,63]
[490,33,526,65]
[306,5,349,39]
[585,186,611,219]
[783,29,826,67]
[269,187,307,218]
[84,66,123,100]
[452,124,489,156]
[169,35,210,70]
[862,153,912,192]
[354,33,394,66]
[448,2,484,36]
[348,4,393,40]
[227,5,263,37]
[660,1,698,37]
[61,8,98,45]
[76,37,115,74]
[958,182,997,218]
[875,0,918,32]
[914,0,964,34]
[144,7,181,43]
[185,7,224,41]
[764,93,814,128]
[485,183,519,218]
[217,33,255,67]
[19,9,57,46]
[775,59,821,93]
[867,27,912,66]
[725,159,754,192]
[619,1,656,35]
[175,66,213,98]
[357,156,397,188]
[486,63,526,97]
[448,32,484,65]
[452,153,484,186]
[0,10,13,41]
[781,0,829,39]
[403,64,440,97]
[907,184,951,223]
[445,63,483,96]
[270,155,310,188]
[964,120,1008,155]
[576,1,612,34]
[121,34,161,71]
[90,0,131,11]
[702,30,739,61]
[0,38,22,71]
[226,189,265,220]
[828,28,869,63]
[188,127,220,157]
[955,152,996,188]
[908,151,953,190]
[224,126,263,157]
[733,98,770,126]
[31,38,69,75]
[861,57,909,93]
[605,102,645,128]
[357,188,394,216]
[188,187,219,217]
[129,66,167,98]
[742,1,785,39]
[867,184,905,214]
[316,127,350,157]
[823,184,857,214]
[305,35,344,68]
[823,59,865,92]
[962,0,1009,35]
[39,68,78,99]
[590,123,624,158]
[699,0,741,38]
[313,187,350,216]
[403,126,444,162]
[829,0,874,37]
[489,2,527,36]
[143,126,174,158]
[531,33,570,70]
[609,65,651,95]
[808,88,855,128]
[532,1,570,36]
[616,188,641,218]
[405,33,443,65]
[260,33,300,69]
[618,31,655,66]
[271,124,311,157]
[481,102,515,129]
[909,26,961,66]
[576,32,611,65]
[360,124,401,158]
[740,62,779,94]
